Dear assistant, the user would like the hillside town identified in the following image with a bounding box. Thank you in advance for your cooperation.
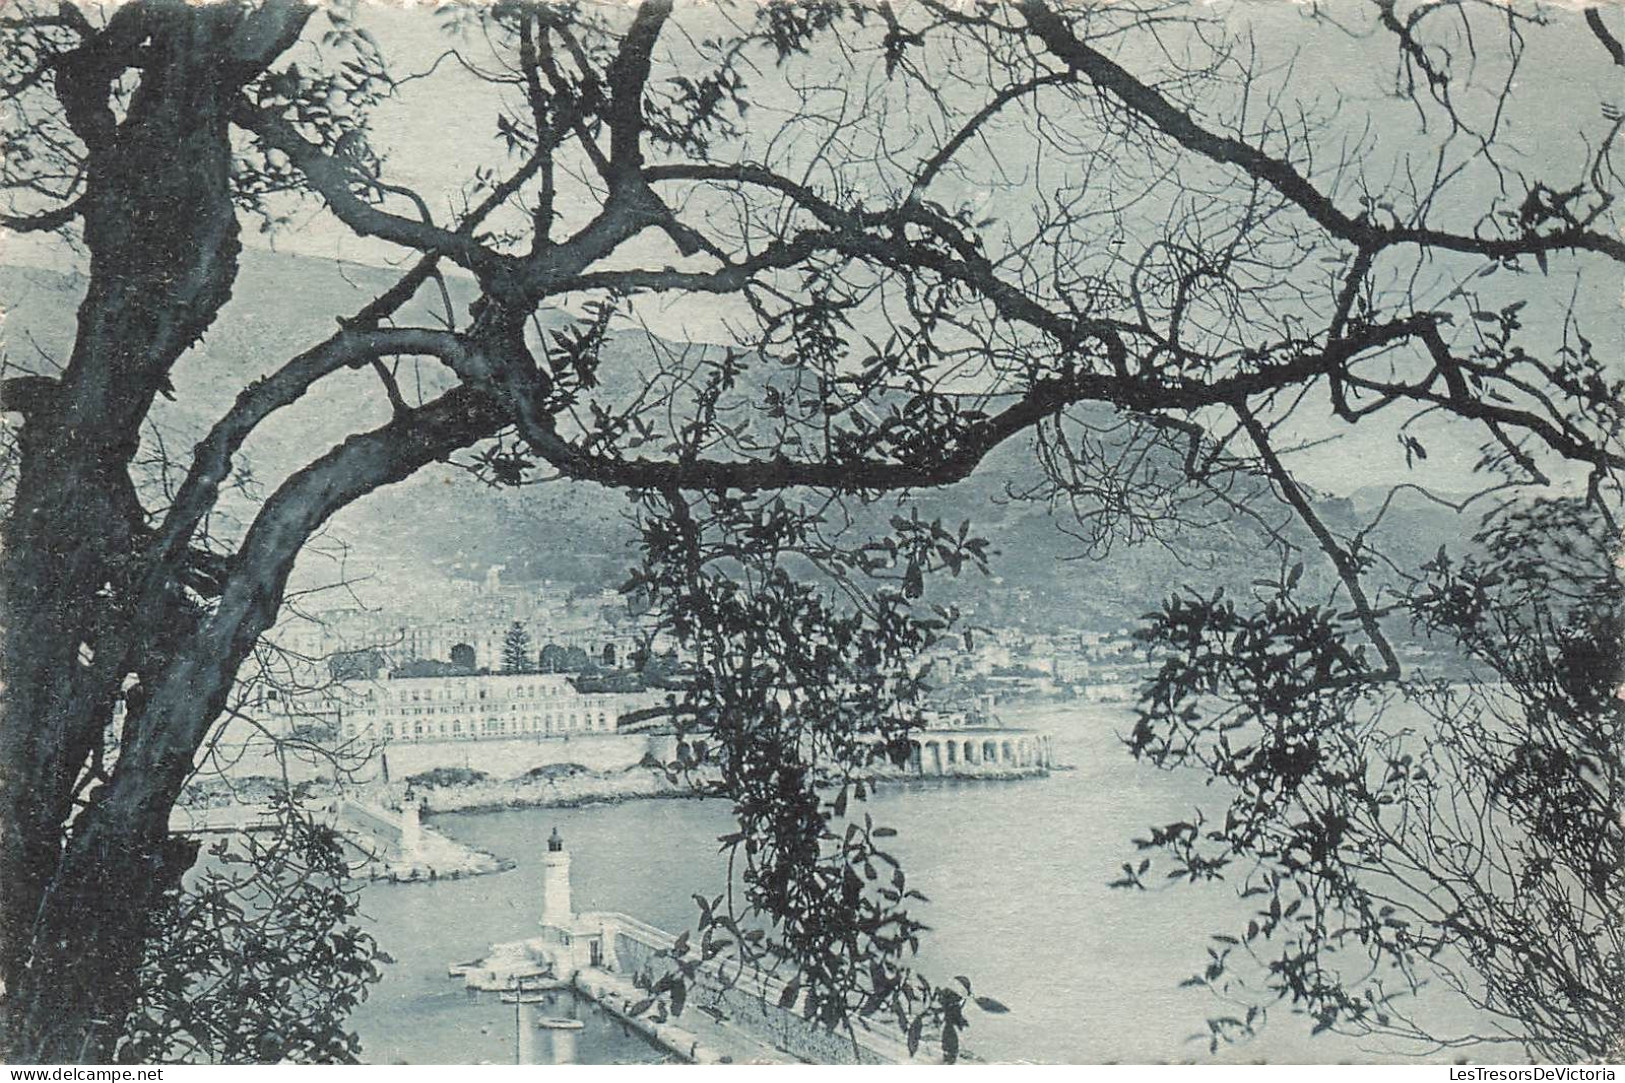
[257,565,1153,724]
[255,563,1465,734]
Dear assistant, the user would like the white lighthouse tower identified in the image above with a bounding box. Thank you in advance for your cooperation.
[537,827,615,975]
[541,827,573,932]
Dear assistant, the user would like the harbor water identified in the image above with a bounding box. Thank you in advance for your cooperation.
[348,702,1494,1063]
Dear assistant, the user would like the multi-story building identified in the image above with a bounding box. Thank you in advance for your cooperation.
[234,671,623,746]
[338,672,620,744]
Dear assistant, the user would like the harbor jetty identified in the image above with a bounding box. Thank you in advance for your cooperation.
[169,790,509,882]
[879,726,1055,778]
[452,829,921,1065]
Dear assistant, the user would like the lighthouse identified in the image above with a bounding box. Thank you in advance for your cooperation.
[541,827,573,931]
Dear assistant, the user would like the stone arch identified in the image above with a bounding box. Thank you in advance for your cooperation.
[908,740,923,774]
[1001,739,1014,765]
[982,739,997,763]
[946,741,957,766]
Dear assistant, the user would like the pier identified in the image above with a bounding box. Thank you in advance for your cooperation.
[903,727,1054,776]
[454,829,921,1064]
[168,793,509,882]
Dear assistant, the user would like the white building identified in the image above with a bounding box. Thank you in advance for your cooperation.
[233,671,622,746]
[339,672,620,744]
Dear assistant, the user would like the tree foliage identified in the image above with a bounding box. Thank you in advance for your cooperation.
[501,621,533,673]
[0,0,1619,1062]
[119,794,387,1064]
[1118,497,1621,1060]
[327,648,385,682]
[626,492,996,1047]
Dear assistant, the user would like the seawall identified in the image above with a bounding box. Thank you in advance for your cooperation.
[195,727,1054,817]
[198,731,675,785]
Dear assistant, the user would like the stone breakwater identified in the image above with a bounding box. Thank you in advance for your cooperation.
[177,743,1052,847]
[357,839,512,883]
[171,743,1053,890]
[404,755,1052,817]
[167,794,512,884]
[407,765,713,815]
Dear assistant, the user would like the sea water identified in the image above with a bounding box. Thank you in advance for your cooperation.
[348,702,1496,1064]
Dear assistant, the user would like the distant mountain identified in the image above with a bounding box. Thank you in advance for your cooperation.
[1,251,1486,629]
[0,250,639,592]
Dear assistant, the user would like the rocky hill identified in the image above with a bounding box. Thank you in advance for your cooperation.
[1,251,1483,630]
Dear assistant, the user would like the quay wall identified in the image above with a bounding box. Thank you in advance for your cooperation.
[369,732,671,782]
[609,922,905,1065]
[199,732,675,785]
[196,726,1051,790]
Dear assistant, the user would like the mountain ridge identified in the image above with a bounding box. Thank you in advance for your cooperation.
[1,252,1484,629]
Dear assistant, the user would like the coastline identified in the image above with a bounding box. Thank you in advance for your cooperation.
[410,759,1053,820]
[411,765,715,817]
[177,728,1059,830]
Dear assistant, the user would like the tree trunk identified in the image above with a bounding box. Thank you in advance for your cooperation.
[0,2,309,1060]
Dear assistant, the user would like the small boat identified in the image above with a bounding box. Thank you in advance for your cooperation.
[447,961,481,978]
[535,1017,585,1030]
